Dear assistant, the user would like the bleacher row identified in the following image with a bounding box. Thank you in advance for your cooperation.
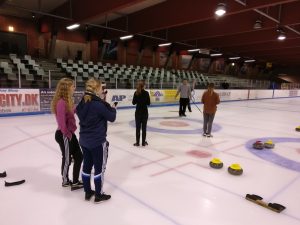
[57,58,210,87]
[1,54,269,89]
[0,54,46,83]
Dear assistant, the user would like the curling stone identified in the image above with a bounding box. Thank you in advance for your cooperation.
[228,164,243,175]
[296,126,300,132]
[209,158,223,169]
[264,140,275,149]
[253,141,264,150]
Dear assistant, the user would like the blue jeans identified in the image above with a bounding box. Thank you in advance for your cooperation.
[203,113,215,135]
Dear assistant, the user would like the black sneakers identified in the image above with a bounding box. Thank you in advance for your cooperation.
[72,181,83,187]
[142,141,148,146]
[71,181,84,191]
[85,190,95,201]
[94,193,111,203]
[133,143,140,146]
[62,180,72,187]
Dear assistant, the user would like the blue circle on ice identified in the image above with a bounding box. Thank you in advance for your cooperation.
[129,117,221,134]
[246,137,300,172]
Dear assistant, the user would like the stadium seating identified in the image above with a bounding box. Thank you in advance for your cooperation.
[0,54,271,89]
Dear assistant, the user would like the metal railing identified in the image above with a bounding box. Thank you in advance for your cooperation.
[3,69,286,90]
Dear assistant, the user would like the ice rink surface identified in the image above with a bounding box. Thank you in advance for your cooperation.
[1,98,300,225]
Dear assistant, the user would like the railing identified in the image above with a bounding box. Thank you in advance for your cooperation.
[4,69,284,90]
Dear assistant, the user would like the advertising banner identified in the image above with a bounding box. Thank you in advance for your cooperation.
[181,55,192,69]
[1,88,300,116]
[101,40,118,60]
[40,89,84,112]
[273,90,300,98]
[149,89,178,104]
[106,89,134,107]
[214,58,225,73]
[248,90,273,99]
[0,89,40,113]
[199,58,210,72]
[159,52,168,67]
[217,90,249,101]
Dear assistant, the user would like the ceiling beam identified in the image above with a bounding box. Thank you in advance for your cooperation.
[221,38,300,53]
[167,11,276,42]
[259,55,300,63]
[53,0,146,23]
[195,29,299,49]
[167,1,300,42]
[241,47,300,57]
[112,0,299,34]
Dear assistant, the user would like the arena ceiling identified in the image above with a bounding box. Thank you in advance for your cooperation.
[1,0,300,67]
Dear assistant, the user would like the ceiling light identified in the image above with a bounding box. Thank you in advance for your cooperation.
[231,63,235,66]
[244,59,255,63]
[188,48,200,52]
[8,26,14,32]
[277,33,286,41]
[229,57,240,60]
[210,53,222,57]
[253,20,262,29]
[277,27,286,41]
[158,43,171,47]
[120,35,133,40]
[199,49,210,55]
[215,3,226,17]
[66,24,80,30]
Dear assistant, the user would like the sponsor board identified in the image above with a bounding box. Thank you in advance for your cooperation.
[1,88,300,115]
[249,90,273,99]
[217,90,232,101]
[106,89,134,107]
[40,89,84,112]
[0,89,40,113]
[194,90,248,102]
[273,90,300,98]
[289,90,299,97]
[217,90,248,101]
[150,89,178,104]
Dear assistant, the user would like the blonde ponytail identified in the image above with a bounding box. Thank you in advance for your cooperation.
[84,78,101,102]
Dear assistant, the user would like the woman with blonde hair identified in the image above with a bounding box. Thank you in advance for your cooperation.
[132,80,150,146]
[201,83,220,137]
[76,78,116,203]
[51,78,83,188]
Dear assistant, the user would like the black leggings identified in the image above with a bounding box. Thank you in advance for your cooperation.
[135,111,148,144]
[55,130,83,184]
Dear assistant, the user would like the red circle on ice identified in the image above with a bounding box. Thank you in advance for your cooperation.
[186,150,212,158]
[160,121,189,127]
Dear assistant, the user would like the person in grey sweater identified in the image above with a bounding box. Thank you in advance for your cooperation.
[175,79,191,117]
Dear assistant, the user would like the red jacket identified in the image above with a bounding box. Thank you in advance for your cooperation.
[201,91,220,114]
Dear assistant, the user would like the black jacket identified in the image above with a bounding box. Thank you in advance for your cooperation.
[132,89,150,112]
